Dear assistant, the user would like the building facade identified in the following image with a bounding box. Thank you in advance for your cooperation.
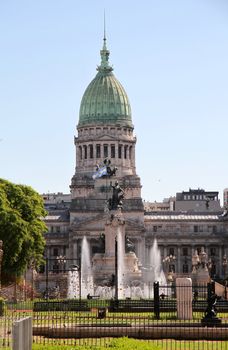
[40,36,228,291]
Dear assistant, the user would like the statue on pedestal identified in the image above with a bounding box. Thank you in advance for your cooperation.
[108,181,124,210]
[201,291,222,326]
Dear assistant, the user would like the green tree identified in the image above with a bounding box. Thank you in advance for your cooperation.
[0,178,47,279]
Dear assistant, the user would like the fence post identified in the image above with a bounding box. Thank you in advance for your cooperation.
[154,281,160,319]
[12,317,32,350]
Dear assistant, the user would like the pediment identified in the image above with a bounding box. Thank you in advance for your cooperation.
[71,212,145,232]
[95,134,118,141]
[71,212,107,230]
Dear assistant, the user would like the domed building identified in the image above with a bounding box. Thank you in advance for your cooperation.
[69,35,145,273]
[39,34,228,296]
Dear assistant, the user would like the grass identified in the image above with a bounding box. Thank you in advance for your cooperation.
[32,337,162,349]
[31,338,228,350]
[2,300,228,349]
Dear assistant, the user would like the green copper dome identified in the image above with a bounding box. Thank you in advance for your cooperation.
[78,37,132,127]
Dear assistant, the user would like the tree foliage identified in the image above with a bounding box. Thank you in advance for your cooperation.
[0,178,47,278]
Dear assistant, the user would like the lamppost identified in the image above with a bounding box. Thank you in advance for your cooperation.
[163,254,176,274]
[56,255,66,273]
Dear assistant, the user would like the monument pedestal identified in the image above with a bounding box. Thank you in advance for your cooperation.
[92,210,141,285]
[201,317,222,327]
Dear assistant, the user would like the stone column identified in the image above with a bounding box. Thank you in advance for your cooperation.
[176,277,193,320]
[100,143,104,159]
[104,211,125,257]
[177,246,181,274]
[126,146,129,168]
[73,240,78,261]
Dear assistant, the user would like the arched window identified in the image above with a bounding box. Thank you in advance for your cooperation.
[79,146,82,160]
[111,144,115,158]
[89,144,93,159]
[83,145,87,159]
[124,145,128,159]
[104,144,108,158]
[118,145,122,159]
[96,144,101,158]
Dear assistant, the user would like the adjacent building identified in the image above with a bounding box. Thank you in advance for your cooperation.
[224,188,228,208]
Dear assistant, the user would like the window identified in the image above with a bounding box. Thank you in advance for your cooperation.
[183,247,188,256]
[210,247,216,256]
[212,226,217,234]
[53,248,59,256]
[96,144,100,158]
[83,145,87,159]
[124,145,128,159]
[111,145,115,158]
[104,144,108,158]
[56,226,60,233]
[194,225,198,233]
[169,247,175,256]
[183,264,189,273]
[118,145,122,159]
[153,226,157,232]
[89,144,93,159]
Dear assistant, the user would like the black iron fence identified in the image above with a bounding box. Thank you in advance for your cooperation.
[1,282,228,349]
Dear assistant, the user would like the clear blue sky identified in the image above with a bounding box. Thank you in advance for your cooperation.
[0,0,228,203]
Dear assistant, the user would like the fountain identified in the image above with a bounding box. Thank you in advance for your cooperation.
[68,182,166,299]
[81,236,94,298]
[67,268,80,298]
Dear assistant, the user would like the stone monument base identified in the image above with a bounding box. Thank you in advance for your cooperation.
[201,317,222,327]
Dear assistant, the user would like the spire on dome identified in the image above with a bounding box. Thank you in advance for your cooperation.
[97,12,113,73]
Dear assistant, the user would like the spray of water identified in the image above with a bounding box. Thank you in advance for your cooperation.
[81,236,94,298]
[117,227,126,299]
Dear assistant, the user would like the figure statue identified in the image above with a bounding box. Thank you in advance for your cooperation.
[108,181,124,210]
[125,236,135,253]
[204,292,221,319]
